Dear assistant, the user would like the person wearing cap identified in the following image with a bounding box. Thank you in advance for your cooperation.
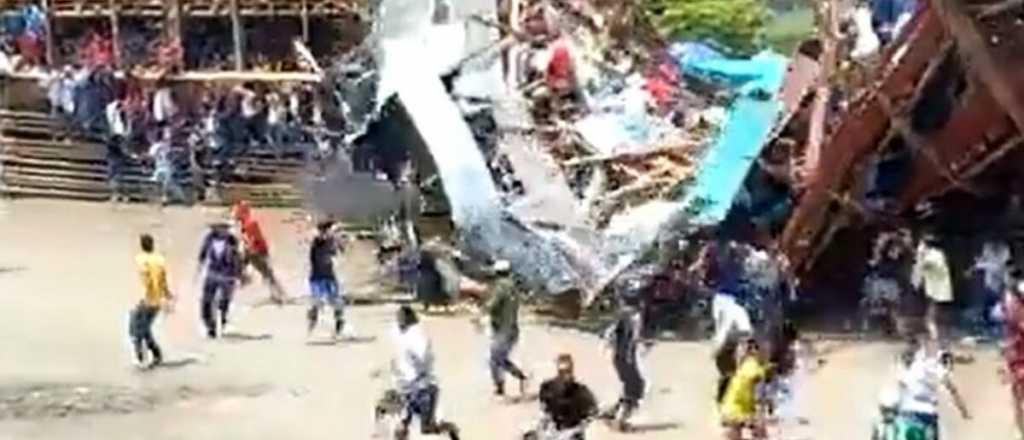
[196,222,242,338]
[307,220,346,340]
[483,260,529,398]
[232,201,288,305]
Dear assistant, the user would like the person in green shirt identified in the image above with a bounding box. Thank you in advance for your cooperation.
[485,260,528,397]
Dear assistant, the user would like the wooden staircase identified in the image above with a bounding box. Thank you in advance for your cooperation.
[0,110,306,206]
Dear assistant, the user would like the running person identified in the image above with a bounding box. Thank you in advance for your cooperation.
[535,354,599,440]
[307,221,346,339]
[600,301,647,431]
[232,200,288,304]
[130,234,174,368]
[197,222,241,338]
[720,337,769,440]
[896,341,970,440]
[484,260,529,398]
[391,305,461,440]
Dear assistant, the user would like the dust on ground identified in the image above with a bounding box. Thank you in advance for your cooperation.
[0,199,1015,439]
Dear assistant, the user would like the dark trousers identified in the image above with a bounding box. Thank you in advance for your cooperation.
[245,252,286,300]
[614,356,645,406]
[129,303,162,363]
[399,385,460,440]
[489,331,526,388]
[201,277,235,336]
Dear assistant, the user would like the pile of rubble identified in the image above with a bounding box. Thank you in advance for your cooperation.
[322,0,792,304]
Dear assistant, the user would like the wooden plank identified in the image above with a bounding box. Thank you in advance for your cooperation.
[230,0,245,71]
[931,0,1024,133]
[780,8,948,271]
[109,0,122,68]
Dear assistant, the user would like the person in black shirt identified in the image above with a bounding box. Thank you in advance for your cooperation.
[105,134,130,203]
[535,354,598,440]
[307,221,346,339]
[600,302,647,431]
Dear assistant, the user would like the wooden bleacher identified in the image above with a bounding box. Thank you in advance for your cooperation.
[43,0,358,17]
[0,110,306,206]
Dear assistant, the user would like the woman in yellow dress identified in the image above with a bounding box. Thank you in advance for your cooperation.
[720,337,769,440]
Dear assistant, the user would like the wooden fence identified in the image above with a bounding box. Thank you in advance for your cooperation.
[0,110,306,206]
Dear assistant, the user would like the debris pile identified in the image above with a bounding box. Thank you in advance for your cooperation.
[337,0,791,303]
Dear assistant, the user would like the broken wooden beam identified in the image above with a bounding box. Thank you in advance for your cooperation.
[780,7,947,271]
[931,0,1024,134]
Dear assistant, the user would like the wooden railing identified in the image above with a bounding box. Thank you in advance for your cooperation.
[0,110,305,206]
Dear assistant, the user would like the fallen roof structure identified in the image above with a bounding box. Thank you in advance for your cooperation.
[778,0,1024,273]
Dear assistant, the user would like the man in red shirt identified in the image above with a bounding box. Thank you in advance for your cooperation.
[233,200,288,305]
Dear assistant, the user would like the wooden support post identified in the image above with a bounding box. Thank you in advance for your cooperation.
[931,0,1024,135]
[301,0,310,42]
[108,0,121,68]
[41,0,55,67]
[166,0,184,69]
[230,0,245,71]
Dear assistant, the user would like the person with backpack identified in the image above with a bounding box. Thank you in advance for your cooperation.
[197,222,242,338]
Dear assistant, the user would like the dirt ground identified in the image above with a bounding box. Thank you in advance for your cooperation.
[0,199,1015,440]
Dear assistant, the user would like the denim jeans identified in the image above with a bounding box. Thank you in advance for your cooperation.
[129,303,162,363]
[201,276,236,336]
[489,330,525,388]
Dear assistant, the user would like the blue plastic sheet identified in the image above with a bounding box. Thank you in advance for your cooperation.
[678,50,789,226]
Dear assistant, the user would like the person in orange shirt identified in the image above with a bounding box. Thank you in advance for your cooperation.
[232,200,288,304]
[131,234,174,369]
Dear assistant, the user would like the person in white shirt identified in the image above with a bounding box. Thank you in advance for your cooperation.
[265,92,289,155]
[149,129,186,205]
[152,83,177,124]
[967,241,1011,336]
[105,100,128,137]
[391,306,461,440]
[712,293,753,403]
[849,2,881,62]
[896,342,970,438]
[912,235,953,344]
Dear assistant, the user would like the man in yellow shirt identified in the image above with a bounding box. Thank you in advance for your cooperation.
[131,234,174,369]
[720,337,768,440]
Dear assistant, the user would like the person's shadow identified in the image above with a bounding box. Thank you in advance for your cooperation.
[622,422,681,433]
[221,332,274,343]
[138,357,200,372]
[305,336,377,346]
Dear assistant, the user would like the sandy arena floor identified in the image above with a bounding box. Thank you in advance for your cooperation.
[0,199,1015,439]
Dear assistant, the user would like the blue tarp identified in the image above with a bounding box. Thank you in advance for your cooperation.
[676,50,789,226]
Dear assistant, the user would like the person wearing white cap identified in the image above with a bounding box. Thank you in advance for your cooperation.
[483,260,529,397]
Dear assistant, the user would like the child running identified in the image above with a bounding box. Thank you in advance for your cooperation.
[720,337,769,440]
